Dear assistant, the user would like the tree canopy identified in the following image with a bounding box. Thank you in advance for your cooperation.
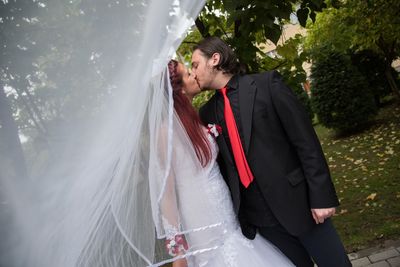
[191,0,327,72]
[305,0,400,98]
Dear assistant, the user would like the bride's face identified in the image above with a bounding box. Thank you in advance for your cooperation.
[177,63,201,97]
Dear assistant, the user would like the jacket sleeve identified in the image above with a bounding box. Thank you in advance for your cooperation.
[267,71,339,208]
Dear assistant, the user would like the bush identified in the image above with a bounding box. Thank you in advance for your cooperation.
[311,51,377,133]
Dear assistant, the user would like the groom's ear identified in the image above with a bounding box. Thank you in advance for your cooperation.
[210,52,221,67]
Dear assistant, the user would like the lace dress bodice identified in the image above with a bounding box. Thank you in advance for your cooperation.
[201,132,238,230]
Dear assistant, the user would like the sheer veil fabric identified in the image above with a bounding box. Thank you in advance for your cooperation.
[0,1,214,266]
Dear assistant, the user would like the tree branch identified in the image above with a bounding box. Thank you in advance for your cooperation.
[195,17,209,38]
[181,41,199,45]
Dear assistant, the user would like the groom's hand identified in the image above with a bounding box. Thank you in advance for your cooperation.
[311,208,336,224]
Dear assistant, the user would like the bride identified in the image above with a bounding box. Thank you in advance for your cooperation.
[161,59,294,267]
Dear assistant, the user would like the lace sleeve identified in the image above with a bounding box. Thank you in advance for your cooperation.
[160,168,188,256]
[156,124,188,257]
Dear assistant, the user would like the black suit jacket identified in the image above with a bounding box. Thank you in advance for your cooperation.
[199,71,339,237]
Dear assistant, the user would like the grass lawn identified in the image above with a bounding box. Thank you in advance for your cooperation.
[315,102,400,252]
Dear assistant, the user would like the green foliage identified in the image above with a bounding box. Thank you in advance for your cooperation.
[304,8,353,58]
[306,0,400,59]
[344,0,400,58]
[192,90,215,110]
[311,51,377,133]
[177,28,204,64]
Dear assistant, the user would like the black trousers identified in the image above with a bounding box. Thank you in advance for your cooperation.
[258,219,351,267]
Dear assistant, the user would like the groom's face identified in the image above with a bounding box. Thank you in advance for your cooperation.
[191,49,217,90]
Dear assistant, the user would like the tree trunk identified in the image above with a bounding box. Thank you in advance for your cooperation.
[384,64,400,100]
[0,84,28,180]
[234,19,241,38]
[21,80,48,134]
[11,79,47,136]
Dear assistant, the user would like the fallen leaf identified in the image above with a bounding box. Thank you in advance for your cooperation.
[385,149,394,155]
[354,159,363,165]
[366,193,377,201]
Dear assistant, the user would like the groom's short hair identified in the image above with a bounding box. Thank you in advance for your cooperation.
[194,36,242,75]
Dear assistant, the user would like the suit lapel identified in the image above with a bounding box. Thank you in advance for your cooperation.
[238,75,257,155]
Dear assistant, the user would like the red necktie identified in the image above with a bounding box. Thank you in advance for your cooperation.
[220,87,254,188]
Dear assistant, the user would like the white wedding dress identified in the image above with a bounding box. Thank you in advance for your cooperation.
[169,129,295,267]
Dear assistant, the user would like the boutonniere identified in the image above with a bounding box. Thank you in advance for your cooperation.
[207,123,222,138]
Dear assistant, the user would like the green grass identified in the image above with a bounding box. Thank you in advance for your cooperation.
[315,102,400,252]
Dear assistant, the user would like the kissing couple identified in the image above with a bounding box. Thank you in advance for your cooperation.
[157,36,351,267]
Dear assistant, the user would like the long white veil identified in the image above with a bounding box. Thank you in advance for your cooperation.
[0,1,218,266]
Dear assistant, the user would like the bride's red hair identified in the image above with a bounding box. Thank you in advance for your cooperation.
[168,60,211,167]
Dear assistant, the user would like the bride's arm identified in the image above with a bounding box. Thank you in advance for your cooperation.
[160,168,188,257]
[156,125,189,259]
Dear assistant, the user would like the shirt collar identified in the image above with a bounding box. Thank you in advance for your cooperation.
[226,74,239,90]
[217,74,239,95]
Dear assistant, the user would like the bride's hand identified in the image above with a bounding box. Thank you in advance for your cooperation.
[172,258,188,267]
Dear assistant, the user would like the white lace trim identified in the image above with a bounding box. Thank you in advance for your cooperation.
[158,218,225,239]
[161,216,180,239]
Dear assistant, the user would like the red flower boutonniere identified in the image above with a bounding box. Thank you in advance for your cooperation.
[207,123,222,138]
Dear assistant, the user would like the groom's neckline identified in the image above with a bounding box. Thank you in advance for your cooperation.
[218,74,239,94]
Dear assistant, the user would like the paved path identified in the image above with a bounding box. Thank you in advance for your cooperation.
[348,240,400,267]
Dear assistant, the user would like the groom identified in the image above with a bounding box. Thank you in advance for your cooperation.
[192,37,351,267]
